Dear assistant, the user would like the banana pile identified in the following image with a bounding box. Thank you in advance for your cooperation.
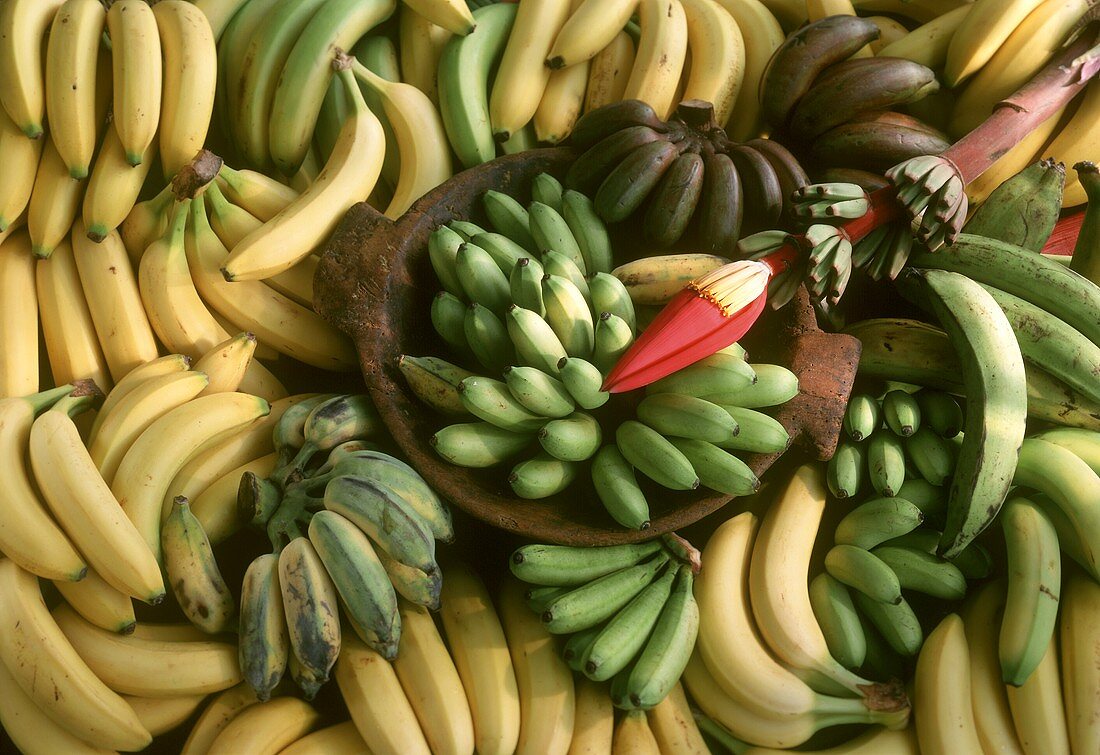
[510,536,700,711]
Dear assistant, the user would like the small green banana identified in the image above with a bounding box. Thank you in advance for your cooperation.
[896,478,947,521]
[843,393,882,441]
[882,389,921,437]
[915,389,963,438]
[563,623,604,673]
[273,394,338,469]
[448,219,489,241]
[396,354,474,417]
[808,573,866,670]
[376,547,441,610]
[508,453,579,499]
[833,497,925,550]
[870,545,967,601]
[525,584,571,614]
[509,257,545,316]
[539,412,602,462]
[616,420,700,491]
[825,544,904,605]
[715,407,790,455]
[665,437,759,497]
[703,364,798,408]
[588,272,636,335]
[559,356,610,409]
[507,305,568,375]
[590,444,651,530]
[278,536,342,700]
[636,394,739,444]
[433,291,472,354]
[905,426,956,486]
[279,394,380,484]
[866,430,906,497]
[852,591,923,657]
[503,365,575,418]
[645,352,756,398]
[543,250,591,301]
[457,376,547,432]
[464,302,514,374]
[592,312,634,375]
[238,552,289,701]
[431,421,532,467]
[510,540,663,586]
[583,565,677,681]
[562,189,613,274]
[827,440,865,499]
[541,554,669,634]
[428,225,467,297]
[471,232,529,275]
[531,172,564,212]
[542,274,595,358]
[529,201,585,272]
[456,242,513,314]
[482,189,537,252]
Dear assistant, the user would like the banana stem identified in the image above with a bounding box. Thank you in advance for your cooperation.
[691,711,750,754]
[945,31,1097,185]
[24,383,77,414]
[1071,161,1100,284]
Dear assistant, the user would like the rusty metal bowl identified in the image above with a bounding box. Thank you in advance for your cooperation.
[314,148,861,545]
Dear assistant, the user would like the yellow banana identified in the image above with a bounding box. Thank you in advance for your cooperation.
[54,567,136,634]
[569,676,615,755]
[1061,569,1100,755]
[28,139,87,259]
[120,184,174,265]
[534,59,591,145]
[280,721,372,755]
[622,0,689,120]
[547,0,638,70]
[192,452,277,545]
[215,165,298,222]
[913,614,984,755]
[107,0,162,165]
[612,252,731,306]
[402,0,476,35]
[205,696,320,754]
[400,4,452,105]
[193,331,258,395]
[1005,636,1071,755]
[82,126,159,242]
[180,682,262,755]
[613,710,660,754]
[45,0,106,179]
[944,0,1046,87]
[680,0,745,126]
[866,15,910,53]
[125,693,207,737]
[712,0,784,140]
[88,353,193,439]
[0,0,65,138]
[877,6,971,70]
[0,229,39,397]
[0,105,43,232]
[1044,80,1100,207]
[584,30,636,113]
[647,681,710,754]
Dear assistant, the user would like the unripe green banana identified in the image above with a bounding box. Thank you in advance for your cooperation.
[870,545,967,601]
[636,393,739,444]
[616,420,700,491]
[645,352,756,398]
[531,173,564,212]
[896,479,947,521]
[524,585,569,615]
[541,553,669,634]
[915,390,963,439]
[448,219,488,242]
[866,430,906,497]
[456,242,512,315]
[428,225,467,297]
[583,565,677,681]
[471,232,529,275]
[882,389,921,437]
[464,302,515,374]
[562,189,613,274]
[951,540,993,580]
[559,356,610,409]
[543,249,592,301]
[279,394,380,483]
[510,540,663,586]
[273,394,340,469]
[843,393,881,442]
[509,257,546,316]
[715,407,790,455]
[457,376,547,432]
[542,274,595,358]
[509,453,579,499]
[563,623,604,673]
[852,591,923,657]
[529,201,585,273]
[162,496,235,634]
[376,547,441,610]
[664,437,759,496]
[825,544,904,605]
[963,159,1064,252]
[808,573,866,671]
[482,189,537,252]
[507,305,568,375]
[588,272,636,335]
[278,536,341,700]
[308,509,401,660]
[397,354,473,416]
[827,440,866,499]
[592,312,634,375]
[431,421,532,467]
[703,364,798,408]
[539,412,602,462]
[834,496,925,550]
[504,365,575,418]
[591,444,651,530]
[239,552,288,701]
[433,291,472,354]
[906,426,956,486]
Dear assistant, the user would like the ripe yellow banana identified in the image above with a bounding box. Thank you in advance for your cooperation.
[71,222,160,382]
[584,30,636,113]
[1044,80,1100,207]
[400,4,452,105]
[216,165,299,222]
[179,683,262,755]
[280,721,371,755]
[120,184,174,265]
[107,0,162,165]
[711,0,783,140]
[125,693,207,737]
[913,614,985,754]
[153,1,217,176]
[0,0,65,138]
[1061,569,1100,755]
[28,139,87,259]
[547,0,638,70]
[45,0,106,179]
[680,0,745,128]
[612,253,731,305]
[647,681,710,754]
[193,331,258,395]
[82,126,159,242]
[205,696,320,754]
[0,105,43,232]
[534,58,591,145]
[876,5,970,70]
[191,452,276,545]
[223,66,384,281]
[569,676,615,754]
[488,0,573,142]
[88,353,192,440]
[1005,636,1071,755]
[402,0,476,35]
[53,567,136,634]
[866,15,909,53]
[0,229,39,397]
[622,0,689,120]
[0,560,152,751]
[944,0,1046,87]
[613,711,661,753]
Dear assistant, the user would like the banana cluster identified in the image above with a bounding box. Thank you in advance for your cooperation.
[510,536,700,711]
[567,99,810,253]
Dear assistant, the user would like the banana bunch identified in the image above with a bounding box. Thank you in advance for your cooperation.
[566,98,810,252]
[510,534,700,711]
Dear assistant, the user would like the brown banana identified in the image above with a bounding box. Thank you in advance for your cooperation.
[746,138,811,220]
[569,99,670,151]
[695,149,743,255]
[810,113,952,172]
[595,139,683,223]
[643,152,705,247]
[726,144,783,233]
[565,124,670,195]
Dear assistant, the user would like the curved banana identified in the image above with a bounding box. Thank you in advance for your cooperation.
[0,0,65,138]
[622,0,689,120]
[584,30,636,113]
[1004,633,1071,754]
[0,229,39,397]
[179,683,261,755]
[205,697,321,755]
[0,560,152,750]
[944,0,1046,87]
[107,0,162,165]
[399,4,452,105]
[192,0,250,41]
[45,0,105,179]
[647,680,710,754]
[713,0,784,140]
[162,496,236,633]
[570,676,615,753]
[125,694,207,737]
[215,164,299,221]
[0,105,43,232]
[1061,569,1100,755]
[913,614,984,755]
[89,353,193,437]
[1044,80,1100,208]
[680,0,744,126]
[81,128,158,242]
[533,57,591,145]
[279,721,372,755]
[547,0,638,69]
[404,0,476,35]
[28,139,87,259]
[54,567,135,634]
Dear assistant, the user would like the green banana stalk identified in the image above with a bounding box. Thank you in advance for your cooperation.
[273,394,338,469]
[278,394,380,484]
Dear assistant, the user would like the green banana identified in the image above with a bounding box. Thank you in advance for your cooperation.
[636,393,739,444]
[882,389,921,437]
[507,305,568,375]
[510,541,663,586]
[843,393,882,442]
[715,407,790,455]
[870,545,967,601]
[827,440,865,499]
[825,544,904,605]
[377,547,441,610]
[899,269,1028,559]
[509,453,579,499]
[591,312,634,375]
[433,291,472,354]
[525,585,570,615]
[588,272,636,335]
[308,509,400,660]
[273,394,338,469]
[541,554,669,634]
[457,376,547,432]
[431,421,532,467]
[161,496,235,634]
[616,420,700,491]
[397,354,474,417]
[508,257,546,316]
[963,159,1064,252]
[591,444,651,530]
[915,389,963,438]
[583,565,677,682]
[238,553,289,702]
[279,394,379,483]
[559,356,610,409]
[447,219,488,241]
[808,573,866,671]
[503,365,574,418]
[539,412,602,462]
[482,189,537,253]
[905,426,956,486]
[664,438,759,497]
[563,623,604,673]
[529,201,585,272]
[472,232,529,276]
[437,2,517,168]
[595,139,682,223]
[896,479,947,521]
[834,497,925,550]
[542,274,595,358]
[464,302,514,374]
[852,591,923,657]
[1034,427,1100,475]
[543,250,592,301]
[278,536,342,699]
[616,567,698,710]
[866,430,906,497]
[1071,161,1100,285]
[456,242,513,315]
[702,364,798,408]
[643,152,705,248]
[999,496,1061,686]
[531,172,564,212]
[645,352,756,398]
[857,613,906,681]
[561,189,613,274]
